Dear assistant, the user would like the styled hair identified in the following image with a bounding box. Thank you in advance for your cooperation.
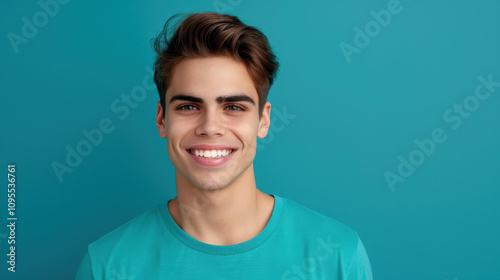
[152,12,279,117]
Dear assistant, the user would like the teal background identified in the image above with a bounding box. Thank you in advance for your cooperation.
[1,0,499,279]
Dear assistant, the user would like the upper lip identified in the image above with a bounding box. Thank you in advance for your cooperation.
[186,144,237,151]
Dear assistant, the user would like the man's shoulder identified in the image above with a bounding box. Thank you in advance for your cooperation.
[282,196,358,233]
[280,196,361,250]
[87,204,165,258]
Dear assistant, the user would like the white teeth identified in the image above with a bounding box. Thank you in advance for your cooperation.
[191,149,233,158]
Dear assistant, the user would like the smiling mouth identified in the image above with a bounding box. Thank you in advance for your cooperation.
[188,149,235,159]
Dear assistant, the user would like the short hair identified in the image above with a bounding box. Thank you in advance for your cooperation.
[152,12,279,117]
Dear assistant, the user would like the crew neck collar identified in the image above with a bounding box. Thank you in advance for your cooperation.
[159,193,284,255]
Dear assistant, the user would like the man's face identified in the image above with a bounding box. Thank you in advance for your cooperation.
[156,56,271,191]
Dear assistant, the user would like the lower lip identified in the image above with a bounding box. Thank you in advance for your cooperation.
[187,150,236,167]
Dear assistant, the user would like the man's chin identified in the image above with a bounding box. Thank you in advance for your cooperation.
[176,167,237,192]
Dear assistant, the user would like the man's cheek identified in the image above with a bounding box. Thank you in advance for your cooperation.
[166,123,182,138]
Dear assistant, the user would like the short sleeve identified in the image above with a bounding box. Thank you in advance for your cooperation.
[346,236,373,280]
[75,248,94,280]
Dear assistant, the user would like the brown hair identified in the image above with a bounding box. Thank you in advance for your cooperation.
[152,12,279,117]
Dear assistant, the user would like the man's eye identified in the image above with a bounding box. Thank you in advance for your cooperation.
[177,104,198,111]
[226,105,244,111]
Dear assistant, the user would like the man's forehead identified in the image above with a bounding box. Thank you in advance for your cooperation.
[166,56,258,100]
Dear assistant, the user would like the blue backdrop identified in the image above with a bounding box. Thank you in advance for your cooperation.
[1,0,499,279]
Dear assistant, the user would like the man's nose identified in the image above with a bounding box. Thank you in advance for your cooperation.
[195,108,225,137]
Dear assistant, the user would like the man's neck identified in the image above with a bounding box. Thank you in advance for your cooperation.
[168,166,275,246]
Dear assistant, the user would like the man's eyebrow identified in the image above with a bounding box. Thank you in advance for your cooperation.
[169,94,203,104]
[169,93,256,105]
[216,94,255,105]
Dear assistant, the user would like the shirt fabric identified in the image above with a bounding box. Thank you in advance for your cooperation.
[75,194,373,279]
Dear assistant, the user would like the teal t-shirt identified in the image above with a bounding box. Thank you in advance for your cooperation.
[75,194,372,279]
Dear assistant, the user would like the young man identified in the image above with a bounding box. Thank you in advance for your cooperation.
[76,12,372,279]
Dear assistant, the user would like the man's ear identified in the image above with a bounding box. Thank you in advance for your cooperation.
[257,101,271,138]
[156,101,168,138]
